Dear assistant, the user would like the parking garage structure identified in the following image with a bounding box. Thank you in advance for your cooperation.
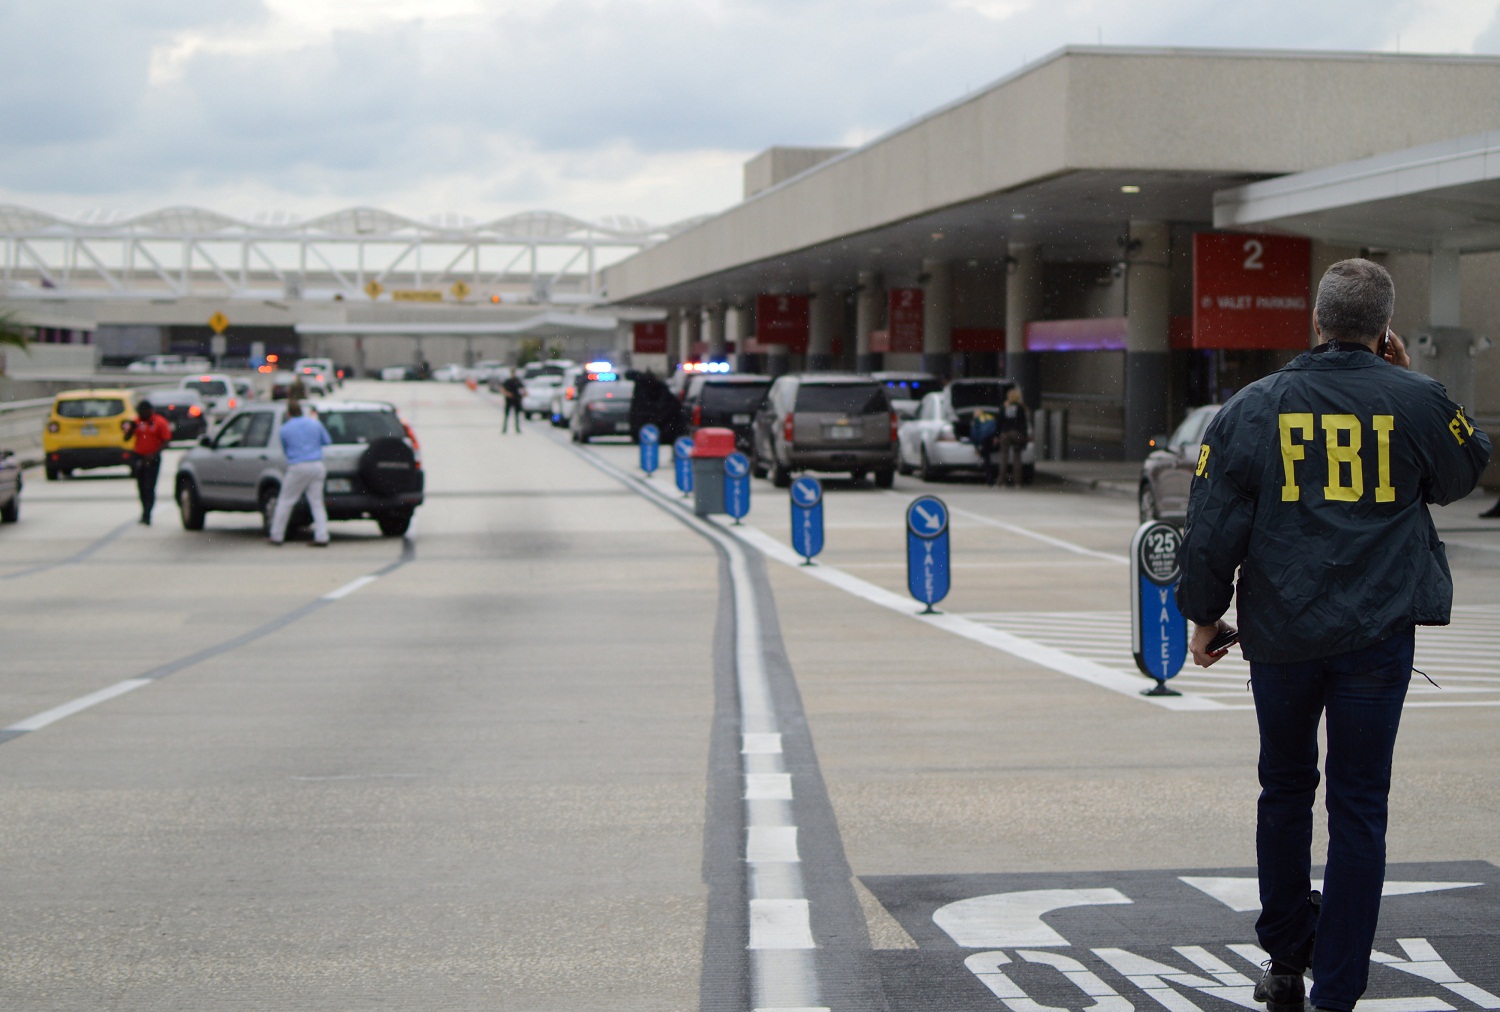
[603,46,1500,460]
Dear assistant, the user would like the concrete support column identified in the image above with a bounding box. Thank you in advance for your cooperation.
[704,304,727,362]
[1430,249,1462,328]
[1005,243,1044,408]
[921,259,952,377]
[1124,221,1172,461]
[855,271,882,373]
[1420,249,1477,409]
[808,283,838,371]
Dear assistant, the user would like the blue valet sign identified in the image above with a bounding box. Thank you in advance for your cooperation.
[723,451,750,524]
[906,495,951,614]
[639,424,659,476]
[1131,520,1188,697]
[789,476,824,564]
[673,437,694,496]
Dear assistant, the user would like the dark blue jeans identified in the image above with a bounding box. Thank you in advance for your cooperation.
[1250,627,1414,1011]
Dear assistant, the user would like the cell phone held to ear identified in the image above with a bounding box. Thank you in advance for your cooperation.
[1206,626,1240,654]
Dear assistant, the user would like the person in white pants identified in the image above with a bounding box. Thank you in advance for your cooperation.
[269,399,332,546]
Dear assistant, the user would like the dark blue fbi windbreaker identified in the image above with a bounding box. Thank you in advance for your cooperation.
[1176,344,1491,664]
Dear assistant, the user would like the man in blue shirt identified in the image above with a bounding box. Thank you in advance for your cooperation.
[269,399,333,547]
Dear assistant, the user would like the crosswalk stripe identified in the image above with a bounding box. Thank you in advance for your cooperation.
[957,606,1500,710]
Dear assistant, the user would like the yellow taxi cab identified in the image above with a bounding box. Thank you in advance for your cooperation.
[42,388,138,481]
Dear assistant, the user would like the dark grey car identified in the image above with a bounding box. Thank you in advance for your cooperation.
[751,374,898,488]
[1139,404,1221,523]
[571,380,635,443]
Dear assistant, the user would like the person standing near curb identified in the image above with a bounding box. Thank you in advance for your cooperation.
[997,387,1030,487]
[500,373,525,434]
[269,399,332,547]
[130,398,173,525]
[1177,259,1490,1012]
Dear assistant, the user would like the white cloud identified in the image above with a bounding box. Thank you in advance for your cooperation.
[1,0,1498,227]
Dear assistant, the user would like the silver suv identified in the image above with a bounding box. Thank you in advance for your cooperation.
[174,400,423,537]
[751,374,898,488]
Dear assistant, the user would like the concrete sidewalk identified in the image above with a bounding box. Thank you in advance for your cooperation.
[1034,459,1141,498]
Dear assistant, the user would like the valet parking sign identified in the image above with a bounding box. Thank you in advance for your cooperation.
[1131,520,1188,695]
[906,496,951,614]
[1193,232,1311,350]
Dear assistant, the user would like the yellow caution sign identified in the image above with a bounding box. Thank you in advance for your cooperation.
[450,280,471,300]
[392,289,443,303]
[365,280,384,300]
[208,311,230,334]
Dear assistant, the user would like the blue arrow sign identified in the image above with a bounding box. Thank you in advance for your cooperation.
[723,451,750,522]
[906,495,950,612]
[673,437,694,495]
[639,424,660,475]
[789,476,824,563]
[1131,520,1187,694]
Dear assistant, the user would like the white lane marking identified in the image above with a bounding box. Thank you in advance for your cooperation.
[731,525,1224,711]
[4,678,152,732]
[748,826,801,863]
[749,898,817,949]
[4,556,407,742]
[322,575,378,600]
[742,732,784,754]
[746,773,795,800]
[945,503,1130,564]
[565,444,825,1009]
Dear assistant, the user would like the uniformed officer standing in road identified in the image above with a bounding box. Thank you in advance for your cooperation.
[1177,259,1490,1012]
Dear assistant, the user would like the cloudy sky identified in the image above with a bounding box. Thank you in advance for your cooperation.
[2,0,1499,227]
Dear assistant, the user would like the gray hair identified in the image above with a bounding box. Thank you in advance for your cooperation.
[1314,259,1395,343]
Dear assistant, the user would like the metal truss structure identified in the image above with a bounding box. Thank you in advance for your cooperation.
[0,205,699,303]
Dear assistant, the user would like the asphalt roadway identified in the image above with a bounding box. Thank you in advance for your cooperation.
[1,380,1497,1011]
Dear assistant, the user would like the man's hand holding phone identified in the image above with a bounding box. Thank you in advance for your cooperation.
[1190,621,1238,667]
[1380,329,1411,369]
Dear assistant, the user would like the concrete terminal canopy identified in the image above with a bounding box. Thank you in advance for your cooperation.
[604,46,1500,459]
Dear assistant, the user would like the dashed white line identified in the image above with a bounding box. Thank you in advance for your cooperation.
[5,678,152,733]
[749,898,817,949]
[322,575,379,600]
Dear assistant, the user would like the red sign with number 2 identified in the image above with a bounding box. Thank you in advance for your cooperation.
[1192,232,1311,350]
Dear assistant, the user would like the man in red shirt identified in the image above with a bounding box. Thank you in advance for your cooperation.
[131,399,173,525]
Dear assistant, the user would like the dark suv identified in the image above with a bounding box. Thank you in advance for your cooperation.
[686,374,771,452]
[175,400,424,537]
[752,374,898,488]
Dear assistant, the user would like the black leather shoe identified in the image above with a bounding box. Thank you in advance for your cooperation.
[1481,503,1500,518]
[1253,964,1305,1012]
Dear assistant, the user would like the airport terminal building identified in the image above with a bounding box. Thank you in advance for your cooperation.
[603,46,1500,460]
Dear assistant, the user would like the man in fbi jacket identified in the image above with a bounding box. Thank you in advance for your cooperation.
[1176,259,1490,1012]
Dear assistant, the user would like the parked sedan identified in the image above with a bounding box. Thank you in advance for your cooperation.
[571,380,634,443]
[139,388,207,442]
[1139,404,1221,523]
[521,376,562,418]
[897,381,1035,483]
[175,400,424,537]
